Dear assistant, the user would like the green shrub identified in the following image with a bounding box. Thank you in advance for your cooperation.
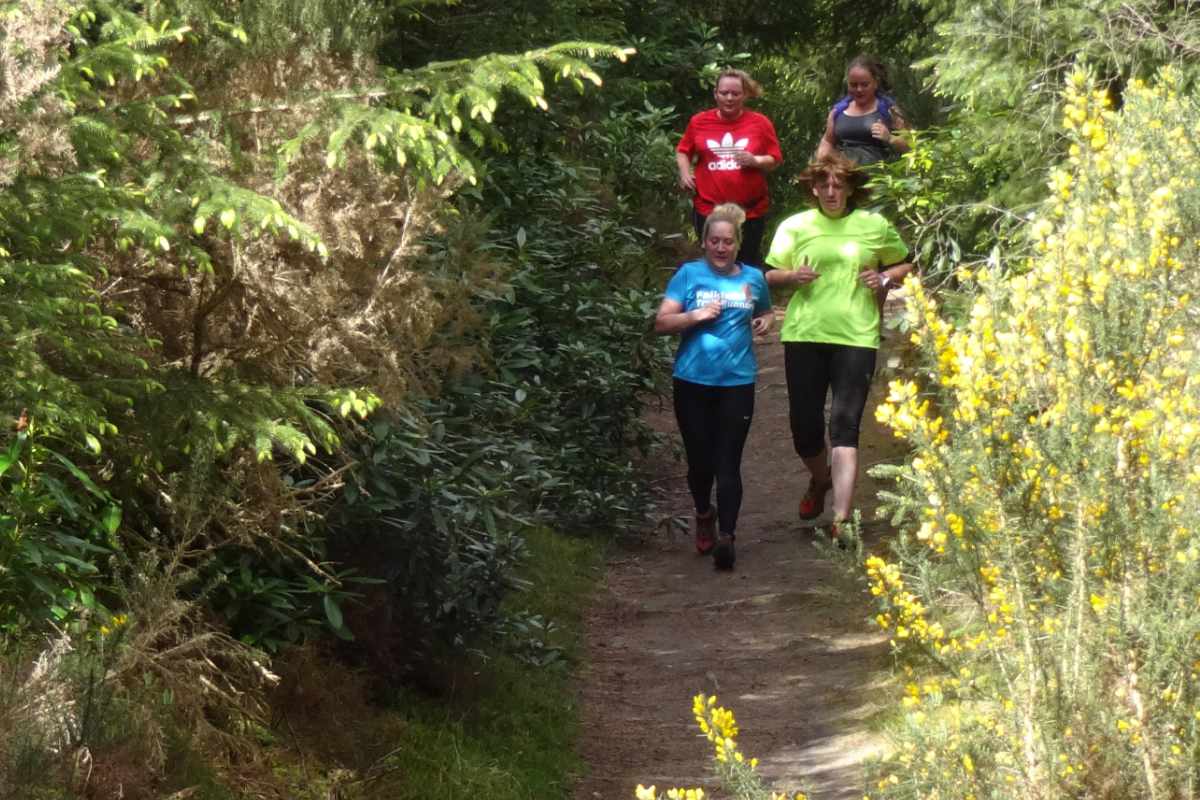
[314,146,669,679]
[0,427,121,629]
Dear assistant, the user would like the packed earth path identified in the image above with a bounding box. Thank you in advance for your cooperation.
[573,298,911,800]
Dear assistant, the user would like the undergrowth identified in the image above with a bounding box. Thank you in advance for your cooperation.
[268,526,605,799]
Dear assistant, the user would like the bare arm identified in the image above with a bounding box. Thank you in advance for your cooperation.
[676,151,696,191]
[816,109,837,160]
[751,308,774,336]
[871,110,910,155]
[858,261,916,291]
[654,297,720,335]
[733,151,779,172]
[891,110,911,154]
[765,265,819,287]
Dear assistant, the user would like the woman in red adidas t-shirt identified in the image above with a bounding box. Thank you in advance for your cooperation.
[676,69,783,268]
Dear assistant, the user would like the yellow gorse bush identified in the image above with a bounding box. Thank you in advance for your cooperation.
[634,694,808,800]
[867,67,1200,798]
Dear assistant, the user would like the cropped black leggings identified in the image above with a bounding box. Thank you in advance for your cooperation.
[784,342,877,458]
[672,378,756,536]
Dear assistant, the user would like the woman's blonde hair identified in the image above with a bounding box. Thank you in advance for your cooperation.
[716,68,763,99]
[702,203,747,245]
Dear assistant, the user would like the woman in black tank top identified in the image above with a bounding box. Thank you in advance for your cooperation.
[817,55,909,166]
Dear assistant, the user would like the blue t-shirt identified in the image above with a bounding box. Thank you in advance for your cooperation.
[664,259,771,386]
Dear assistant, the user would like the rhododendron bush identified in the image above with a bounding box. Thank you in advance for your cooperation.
[867,68,1200,798]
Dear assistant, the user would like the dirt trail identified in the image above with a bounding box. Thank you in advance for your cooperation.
[573,313,909,800]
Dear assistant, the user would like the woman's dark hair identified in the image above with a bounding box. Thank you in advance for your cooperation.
[847,54,891,93]
[797,153,872,211]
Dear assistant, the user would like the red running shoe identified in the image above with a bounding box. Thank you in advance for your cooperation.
[798,477,832,520]
[694,508,716,555]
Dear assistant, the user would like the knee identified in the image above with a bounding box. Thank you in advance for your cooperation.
[828,409,862,449]
[791,423,825,458]
[716,468,743,492]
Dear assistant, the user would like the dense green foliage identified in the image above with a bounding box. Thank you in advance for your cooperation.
[1,0,667,794]
[10,0,1200,795]
[871,0,1200,279]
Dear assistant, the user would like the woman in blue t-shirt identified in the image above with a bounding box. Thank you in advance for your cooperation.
[654,203,774,569]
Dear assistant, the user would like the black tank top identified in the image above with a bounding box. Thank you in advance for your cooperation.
[833,110,892,166]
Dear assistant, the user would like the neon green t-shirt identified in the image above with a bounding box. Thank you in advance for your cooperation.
[765,208,908,349]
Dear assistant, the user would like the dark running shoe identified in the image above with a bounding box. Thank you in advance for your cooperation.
[798,477,833,520]
[713,534,736,570]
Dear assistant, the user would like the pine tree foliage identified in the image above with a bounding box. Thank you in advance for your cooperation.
[913,0,1200,206]
[1,0,628,461]
[0,0,632,652]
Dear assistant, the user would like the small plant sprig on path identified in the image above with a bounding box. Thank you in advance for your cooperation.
[866,67,1200,799]
[634,694,809,800]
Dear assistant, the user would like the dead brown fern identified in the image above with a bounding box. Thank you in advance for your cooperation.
[99,48,508,407]
[0,549,280,798]
[0,0,75,186]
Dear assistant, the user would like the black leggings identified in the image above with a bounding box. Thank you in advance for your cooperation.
[692,209,767,269]
[672,378,755,536]
[784,342,876,457]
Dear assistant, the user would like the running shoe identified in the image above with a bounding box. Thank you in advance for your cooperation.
[798,477,833,520]
[694,508,716,555]
[713,533,736,570]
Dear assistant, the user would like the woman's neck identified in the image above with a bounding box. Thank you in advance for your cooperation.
[717,108,744,121]
[847,98,877,115]
[707,258,740,275]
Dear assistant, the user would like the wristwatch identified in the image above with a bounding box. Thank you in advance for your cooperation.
[880,273,893,291]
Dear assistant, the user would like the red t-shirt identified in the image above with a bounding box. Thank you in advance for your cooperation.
[677,109,783,219]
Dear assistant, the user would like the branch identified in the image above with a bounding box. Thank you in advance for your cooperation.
[1117,3,1200,58]
[172,89,392,126]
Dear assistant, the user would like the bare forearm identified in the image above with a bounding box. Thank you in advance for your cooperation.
[751,154,778,172]
[882,262,914,283]
[655,309,703,335]
[766,269,802,287]
[676,152,693,178]
[734,152,778,172]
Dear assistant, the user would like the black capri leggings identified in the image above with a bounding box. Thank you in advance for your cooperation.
[692,209,767,269]
[784,342,877,458]
[672,378,756,536]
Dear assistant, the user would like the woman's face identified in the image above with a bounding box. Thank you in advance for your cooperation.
[846,65,878,105]
[813,174,849,217]
[714,77,746,118]
[704,221,739,268]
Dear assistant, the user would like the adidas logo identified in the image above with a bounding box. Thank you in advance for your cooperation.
[706,132,749,171]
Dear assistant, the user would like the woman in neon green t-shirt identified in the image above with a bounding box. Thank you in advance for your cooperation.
[764,154,913,542]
